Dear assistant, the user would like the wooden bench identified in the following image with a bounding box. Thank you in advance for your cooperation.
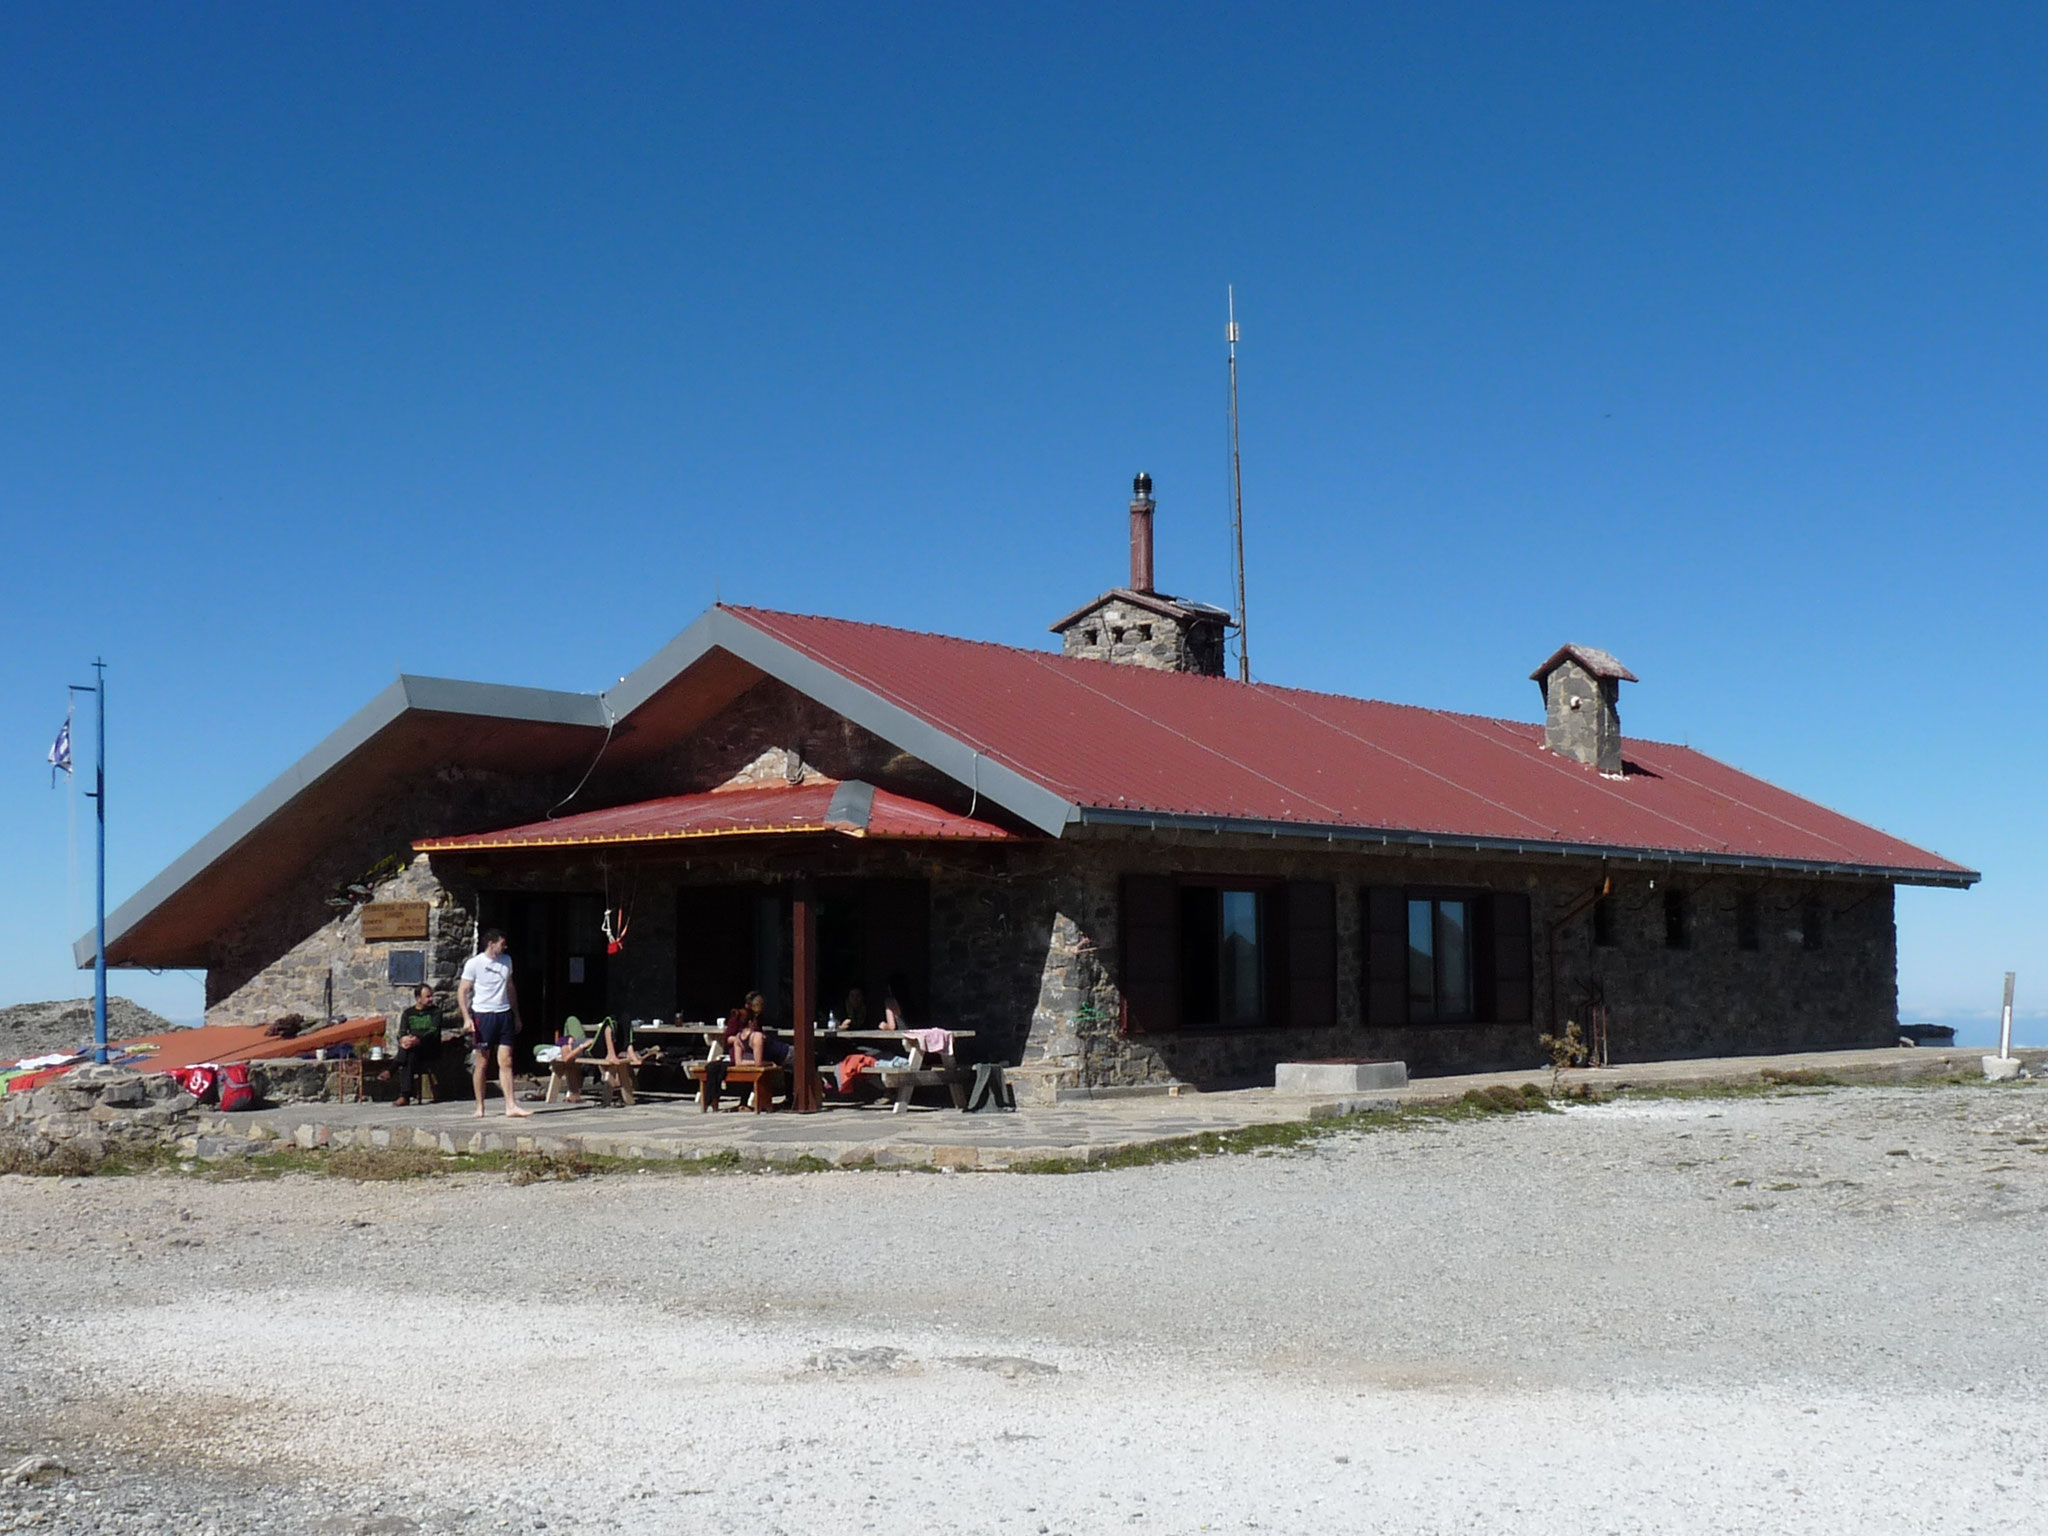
[543,1056,637,1107]
[875,1065,974,1113]
[685,1060,784,1112]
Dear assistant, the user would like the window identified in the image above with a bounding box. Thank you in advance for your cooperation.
[1801,897,1824,952]
[1664,888,1691,950]
[1136,624,1153,641]
[1365,887,1529,1027]
[1734,891,1760,951]
[1081,628,1098,646]
[1592,894,1616,947]
[1179,885,1269,1026]
[1406,897,1474,1024]
[1111,626,1126,643]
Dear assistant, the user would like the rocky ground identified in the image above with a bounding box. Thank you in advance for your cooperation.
[0,1081,2044,1535]
[0,1001,179,1063]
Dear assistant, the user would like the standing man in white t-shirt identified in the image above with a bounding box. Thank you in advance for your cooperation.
[459,929,532,1118]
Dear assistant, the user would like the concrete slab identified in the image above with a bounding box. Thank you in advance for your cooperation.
[1275,1060,1408,1095]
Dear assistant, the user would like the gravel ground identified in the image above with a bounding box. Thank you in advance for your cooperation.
[1,1082,2044,1535]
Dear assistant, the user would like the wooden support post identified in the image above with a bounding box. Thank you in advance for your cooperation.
[792,881,820,1112]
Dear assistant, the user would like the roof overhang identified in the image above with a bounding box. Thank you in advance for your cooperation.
[415,779,1018,854]
[1073,805,1980,887]
[81,676,609,968]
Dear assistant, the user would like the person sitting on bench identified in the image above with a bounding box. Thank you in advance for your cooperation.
[723,991,791,1068]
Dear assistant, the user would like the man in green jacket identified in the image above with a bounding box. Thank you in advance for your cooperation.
[394,983,443,1106]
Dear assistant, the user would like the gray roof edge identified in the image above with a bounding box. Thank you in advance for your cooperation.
[399,675,611,728]
[78,675,608,967]
[1073,806,1979,888]
[608,608,1078,836]
[602,608,726,718]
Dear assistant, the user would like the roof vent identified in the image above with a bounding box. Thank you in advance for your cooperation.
[1530,644,1637,776]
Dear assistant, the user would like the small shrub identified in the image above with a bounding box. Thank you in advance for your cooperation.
[0,1134,102,1177]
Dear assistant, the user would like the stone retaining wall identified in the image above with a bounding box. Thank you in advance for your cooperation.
[0,1066,200,1170]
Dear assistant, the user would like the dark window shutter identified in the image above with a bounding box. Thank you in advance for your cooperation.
[1488,891,1532,1023]
[1286,881,1336,1029]
[1363,885,1408,1026]
[1120,874,1180,1034]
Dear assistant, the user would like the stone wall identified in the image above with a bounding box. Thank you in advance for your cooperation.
[0,1065,200,1170]
[209,816,1904,1098]
[207,854,480,1031]
[1002,831,1903,1096]
[600,678,975,815]
[204,760,580,1026]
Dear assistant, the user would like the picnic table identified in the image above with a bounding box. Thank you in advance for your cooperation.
[637,1024,987,1112]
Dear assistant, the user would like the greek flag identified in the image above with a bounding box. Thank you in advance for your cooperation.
[48,717,71,786]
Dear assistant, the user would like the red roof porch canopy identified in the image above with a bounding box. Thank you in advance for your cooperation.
[413,780,1016,854]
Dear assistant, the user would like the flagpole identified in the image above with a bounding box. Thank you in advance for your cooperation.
[92,658,107,1064]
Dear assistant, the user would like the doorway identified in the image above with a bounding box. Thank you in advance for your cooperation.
[476,891,611,1054]
[674,878,929,1028]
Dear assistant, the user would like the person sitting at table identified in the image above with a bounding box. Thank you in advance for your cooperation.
[840,986,870,1031]
[723,990,792,1067]
[880,989,908,1032]
[394,984,444,1106]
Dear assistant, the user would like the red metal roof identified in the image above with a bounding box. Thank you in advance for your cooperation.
[723,607,1972,881]
[415,781,1014,853]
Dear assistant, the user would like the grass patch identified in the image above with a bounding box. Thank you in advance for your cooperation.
[1759,1069,1846,1088]
[1014,1082,1556,1175]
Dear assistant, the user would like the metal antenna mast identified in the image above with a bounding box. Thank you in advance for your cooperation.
[1227,286,1250,681]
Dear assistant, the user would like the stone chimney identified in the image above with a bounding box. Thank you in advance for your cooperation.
[1530,644,1637,776]
[1050,474,1232,676]
[1129,472,1156,593]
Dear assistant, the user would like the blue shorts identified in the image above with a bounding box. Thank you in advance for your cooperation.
[473,1011,517,1053]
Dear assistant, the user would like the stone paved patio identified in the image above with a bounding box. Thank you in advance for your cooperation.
[185,1043,2034,1169]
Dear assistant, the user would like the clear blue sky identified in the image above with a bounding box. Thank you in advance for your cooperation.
[3,4,2041,1041]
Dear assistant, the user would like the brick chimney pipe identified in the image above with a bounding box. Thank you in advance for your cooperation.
[1129,471,1155,593]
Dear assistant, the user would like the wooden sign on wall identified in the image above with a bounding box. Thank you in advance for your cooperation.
[360,901,430,941]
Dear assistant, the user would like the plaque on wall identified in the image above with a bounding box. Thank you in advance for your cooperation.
[387,950,427,986]
[361,901,430,941]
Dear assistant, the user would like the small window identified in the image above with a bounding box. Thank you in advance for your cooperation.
[1663,888,1691,950]
[1592,895,1616,947]
[1734,891,1760,952]
[1081,628,1098,647]
[1801,897,1824,952]
[1407,897,1474,1023]
[1111,626,1126,643]
[1136,624,1153,641]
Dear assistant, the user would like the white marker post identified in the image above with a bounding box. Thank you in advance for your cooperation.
[1984,972,2021,1081]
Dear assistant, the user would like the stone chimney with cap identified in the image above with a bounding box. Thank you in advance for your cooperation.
[1050,474,1232,675]
[1531,644,1638,776]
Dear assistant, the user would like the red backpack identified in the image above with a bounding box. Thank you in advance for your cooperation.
[216,1062,256,1112]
